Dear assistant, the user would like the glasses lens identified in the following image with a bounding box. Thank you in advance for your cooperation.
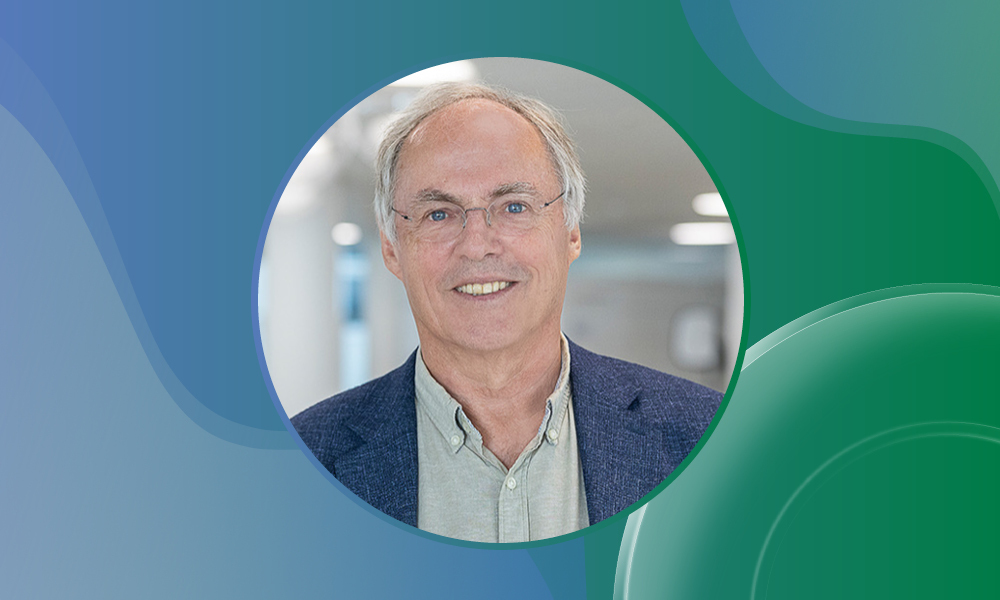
[490,199,539,234]
[414,204,464,242]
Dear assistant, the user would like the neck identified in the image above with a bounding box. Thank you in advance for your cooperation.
[419,328,564,468]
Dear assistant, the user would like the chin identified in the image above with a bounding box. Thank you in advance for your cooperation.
[447,322,523,353]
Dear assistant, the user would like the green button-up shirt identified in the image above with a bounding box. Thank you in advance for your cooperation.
[414,335,589,542]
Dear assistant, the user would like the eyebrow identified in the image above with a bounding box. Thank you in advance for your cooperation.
[489,182,539,199]
[414,189,463,205]
[413,182,539,205]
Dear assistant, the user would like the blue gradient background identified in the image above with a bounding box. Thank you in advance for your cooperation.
[2,1,999,598]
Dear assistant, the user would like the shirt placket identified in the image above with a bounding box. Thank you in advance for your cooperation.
[497,401,556,543]
[498,459,530,543]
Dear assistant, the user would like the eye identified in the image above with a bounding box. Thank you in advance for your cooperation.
[428,209,449,222]
[505,202,528,214]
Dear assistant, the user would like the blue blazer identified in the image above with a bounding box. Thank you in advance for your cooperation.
[292,340,722,529]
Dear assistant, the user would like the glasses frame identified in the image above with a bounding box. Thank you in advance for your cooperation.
[391,190,566,241]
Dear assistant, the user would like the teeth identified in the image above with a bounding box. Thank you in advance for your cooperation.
[457,281,510,296]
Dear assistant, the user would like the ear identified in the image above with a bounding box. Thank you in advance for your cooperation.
[567,225,582,264]
[381,231,404,281]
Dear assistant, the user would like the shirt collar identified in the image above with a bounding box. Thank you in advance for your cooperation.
[414,334,573,454]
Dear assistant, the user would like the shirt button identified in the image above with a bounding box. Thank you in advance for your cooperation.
[547,428,559,443]
[450,434,462,447]
[506,477,517,490]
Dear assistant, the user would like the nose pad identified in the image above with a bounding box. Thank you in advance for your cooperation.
[455,206,501,258]
[462,207,492,230]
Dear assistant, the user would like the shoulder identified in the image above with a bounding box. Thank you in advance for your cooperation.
[289,379,374,469]
[569,340,723,432]
[568,341,723,521]
[291,353,417,467]
[291,380,372,443]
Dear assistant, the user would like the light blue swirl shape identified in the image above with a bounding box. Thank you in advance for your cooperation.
[681,0,1000,214]
[0,37,290,449]
[615,284,1000,598]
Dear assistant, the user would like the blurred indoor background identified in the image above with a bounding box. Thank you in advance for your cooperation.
[258,58,743,417]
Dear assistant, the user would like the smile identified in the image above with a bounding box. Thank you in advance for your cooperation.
[455,281,512,296]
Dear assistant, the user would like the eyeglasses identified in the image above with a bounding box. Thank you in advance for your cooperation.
[392,191,566,243]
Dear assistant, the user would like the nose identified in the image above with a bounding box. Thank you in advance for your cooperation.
[455,207,501,259]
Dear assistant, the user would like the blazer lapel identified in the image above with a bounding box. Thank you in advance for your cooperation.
[334,352,420,528]
[569,340,671,525]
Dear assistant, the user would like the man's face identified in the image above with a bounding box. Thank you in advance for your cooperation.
[382,99,582,354]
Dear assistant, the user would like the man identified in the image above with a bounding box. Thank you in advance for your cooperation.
[293,82,722,542]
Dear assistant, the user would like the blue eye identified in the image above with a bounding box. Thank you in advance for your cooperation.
[429,210,448,222]
[505,202,527,214]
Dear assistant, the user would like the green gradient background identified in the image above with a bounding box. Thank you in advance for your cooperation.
[617,288,1000,598]
[1,0,999,598]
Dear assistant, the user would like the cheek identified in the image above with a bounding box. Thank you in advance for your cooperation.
[399,249,446,292]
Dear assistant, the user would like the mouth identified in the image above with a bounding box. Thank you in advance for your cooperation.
[454,281,514,297]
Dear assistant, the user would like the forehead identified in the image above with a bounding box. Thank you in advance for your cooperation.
[395,99,557,197]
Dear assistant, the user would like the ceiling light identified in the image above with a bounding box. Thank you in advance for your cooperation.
[670,222,736,245]
[388,61,479,87]
[693,192,728,217]
[332,222,363,246]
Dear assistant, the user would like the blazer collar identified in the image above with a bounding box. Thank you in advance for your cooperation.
[568,339,666,525]
[335,351,420,528]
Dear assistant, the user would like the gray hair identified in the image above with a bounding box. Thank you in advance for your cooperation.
[374,82,586,243]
